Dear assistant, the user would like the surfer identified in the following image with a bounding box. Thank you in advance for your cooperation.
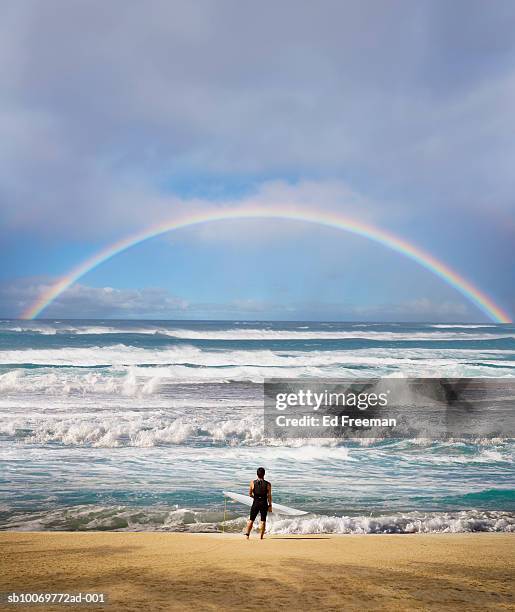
[245,467,272,539]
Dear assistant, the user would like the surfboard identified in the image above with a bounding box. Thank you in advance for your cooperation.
[223,490,308,516]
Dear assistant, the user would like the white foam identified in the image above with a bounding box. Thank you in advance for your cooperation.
[0,368,162,396]
[267,510,515,534]
[4,323,513,341]
[3,504,513,533]
[0,404,266,447]
[429,324,497,329]
[0,344,513,373]
[398,448,513,464]
[3,401,513,450]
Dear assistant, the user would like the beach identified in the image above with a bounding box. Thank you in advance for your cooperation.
[1,321,513,610]
[1,532,513,611]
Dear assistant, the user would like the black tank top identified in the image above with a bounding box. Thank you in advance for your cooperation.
[253,479,269,500]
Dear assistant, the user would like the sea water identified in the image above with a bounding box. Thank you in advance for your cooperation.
[0,320,513,533]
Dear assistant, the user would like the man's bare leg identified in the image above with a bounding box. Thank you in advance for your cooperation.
[245,520,253,538]
[259,521,266,539]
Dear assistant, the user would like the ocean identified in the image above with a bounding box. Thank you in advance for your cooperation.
[0,320,513,534]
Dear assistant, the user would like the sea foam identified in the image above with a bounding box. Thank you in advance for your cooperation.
[2,504,513,533]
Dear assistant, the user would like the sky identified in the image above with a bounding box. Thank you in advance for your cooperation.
[1,0,514,321]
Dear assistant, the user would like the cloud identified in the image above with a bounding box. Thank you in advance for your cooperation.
[0,278,478,322]
[162,179,386,247]
[1,0,514,240]
[0,2,512,319]
[0,278,188,318]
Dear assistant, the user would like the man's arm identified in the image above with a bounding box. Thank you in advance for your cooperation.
[249,480,254,498]
[268,483,272,511]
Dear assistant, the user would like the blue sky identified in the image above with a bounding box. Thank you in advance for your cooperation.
[0,0,514,321]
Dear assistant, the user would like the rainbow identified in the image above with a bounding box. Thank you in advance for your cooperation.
[22,206,512,322]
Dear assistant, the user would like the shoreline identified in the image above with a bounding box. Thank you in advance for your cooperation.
[2,532,513,610]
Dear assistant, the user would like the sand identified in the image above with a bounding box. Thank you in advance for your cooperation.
[1,532,513,611]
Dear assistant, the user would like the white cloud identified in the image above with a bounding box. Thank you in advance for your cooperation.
[0,278,478,321]
[0,279,188,318]
[0,1,512,318]
[0,0,514,239]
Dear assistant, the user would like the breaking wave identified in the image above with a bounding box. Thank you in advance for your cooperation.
[0,345,513,378]
[2,504,513,533]
[267,510,515,534]
[3,405,514,449]
[2,321,513,531]
[0,368,163,397]
[4,323,515,341]
[0,413,265,447]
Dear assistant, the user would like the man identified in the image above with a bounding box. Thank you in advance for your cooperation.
[245,467,272,539]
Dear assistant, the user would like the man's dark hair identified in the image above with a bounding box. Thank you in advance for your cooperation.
[257,467,265,478]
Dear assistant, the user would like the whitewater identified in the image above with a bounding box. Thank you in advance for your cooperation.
[0,320,513,534]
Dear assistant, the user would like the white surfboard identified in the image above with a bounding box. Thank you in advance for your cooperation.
[223,490,308,516]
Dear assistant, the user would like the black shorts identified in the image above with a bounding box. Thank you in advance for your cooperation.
[250,500,268,522]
